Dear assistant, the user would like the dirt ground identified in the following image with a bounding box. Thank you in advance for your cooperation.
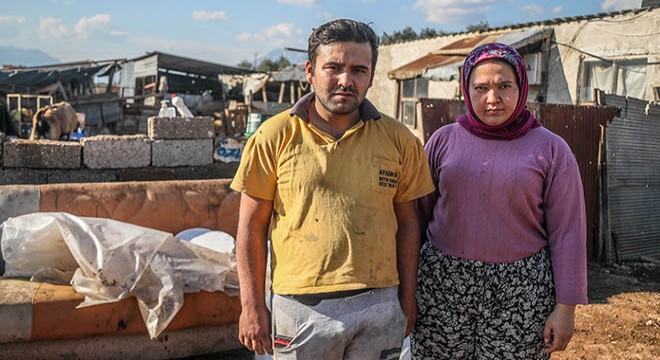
[190,260,660,360]
[553,261,660,360]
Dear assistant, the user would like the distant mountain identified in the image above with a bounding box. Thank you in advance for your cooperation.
[0,46,60,67]
[259,47,307,65]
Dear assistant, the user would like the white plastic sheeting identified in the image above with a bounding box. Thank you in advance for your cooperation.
[0,212,239,339]
[423,62,462,81]
[219,73,271,104]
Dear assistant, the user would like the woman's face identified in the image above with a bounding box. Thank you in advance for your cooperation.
[468,59,520,127]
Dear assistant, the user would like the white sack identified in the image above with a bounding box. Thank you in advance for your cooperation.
[1,212,238,339]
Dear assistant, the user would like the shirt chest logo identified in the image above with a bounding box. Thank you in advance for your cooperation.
[378,169,399,189]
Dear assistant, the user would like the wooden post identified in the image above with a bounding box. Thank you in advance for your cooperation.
[278,83,285,103]
[262,86,268,112]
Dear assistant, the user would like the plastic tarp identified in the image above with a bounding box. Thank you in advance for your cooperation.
[271,64,306,82]
[0,212,239,339]
[242,73,270,101]
[423,61,462,81]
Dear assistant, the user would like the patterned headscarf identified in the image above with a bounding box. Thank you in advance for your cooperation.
[457,42,540,140]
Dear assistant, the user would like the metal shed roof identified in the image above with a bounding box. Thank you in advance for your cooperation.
[0,60,120,93]
[388,27,552,81]
[129,51,254,78]
[387,34,500,80]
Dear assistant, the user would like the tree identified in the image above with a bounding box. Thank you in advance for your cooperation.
[465,20,490,33]
[237,56,291,72]
[255,56,291,73]
[237,60,253,70]
[419,27,447,39]
[275,56,291,70]
[381,26,418,45]
[380,26,446,45]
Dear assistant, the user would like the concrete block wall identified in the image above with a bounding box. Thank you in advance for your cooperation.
[148,116,214,167]
[3,140,81,169]
[82,135,151,169]
[0,117,241,185]
[152,139,214,167]
[148,116,215,139]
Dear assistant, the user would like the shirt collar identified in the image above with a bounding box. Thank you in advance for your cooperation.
[290,91,381,122]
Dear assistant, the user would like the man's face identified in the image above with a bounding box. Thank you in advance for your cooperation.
[305,41,374,118]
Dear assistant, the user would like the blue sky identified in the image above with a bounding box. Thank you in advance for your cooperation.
[0,0,643,67]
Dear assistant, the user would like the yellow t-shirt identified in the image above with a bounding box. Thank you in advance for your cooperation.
[231,96,434,295]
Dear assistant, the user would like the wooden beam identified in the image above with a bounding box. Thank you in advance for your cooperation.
[278,83,285,104]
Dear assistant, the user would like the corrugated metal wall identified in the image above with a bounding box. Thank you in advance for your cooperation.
[418,98,618,261]
[74,99,122,127]
[419,98,464,143]
[132,54,159,78]
[119,61,135,98]
[603,94,660,261]
[530,103,617,261]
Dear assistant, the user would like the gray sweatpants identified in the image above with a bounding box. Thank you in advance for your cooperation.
[271,286,407,360]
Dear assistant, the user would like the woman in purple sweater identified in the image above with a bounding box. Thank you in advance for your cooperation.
[411,43,588,360]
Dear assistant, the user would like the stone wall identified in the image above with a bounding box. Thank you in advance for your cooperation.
[0,116,240,185]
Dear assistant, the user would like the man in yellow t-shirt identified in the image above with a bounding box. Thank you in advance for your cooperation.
[230,19,434,359]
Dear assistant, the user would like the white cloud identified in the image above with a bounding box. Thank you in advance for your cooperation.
[522,4,545,17]
[413,0,498,25]
[38,17,69,38]
[192,10,228,21]
[277,0,322,7]
[316,11,334,21]
[237,32,252,42]
[129,34,255,66]
[236,23,302,46]
[74,13,111,39]
[601,0,641,11]
[0,15,27,25]
[552,6,562,14]
[109,29,126,37]
[265,23,297,38]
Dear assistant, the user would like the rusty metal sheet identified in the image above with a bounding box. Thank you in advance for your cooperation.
[418,98,619,261]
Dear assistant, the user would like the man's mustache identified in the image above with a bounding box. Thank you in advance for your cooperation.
[333,85,355,94]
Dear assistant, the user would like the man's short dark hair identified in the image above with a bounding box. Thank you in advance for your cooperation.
[307,19,379,73]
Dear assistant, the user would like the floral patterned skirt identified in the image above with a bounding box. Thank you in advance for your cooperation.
[411,241,555,360]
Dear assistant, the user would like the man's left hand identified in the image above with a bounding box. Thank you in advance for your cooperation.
[399,293,417,336]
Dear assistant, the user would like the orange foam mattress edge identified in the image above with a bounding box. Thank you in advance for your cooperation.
[0,280,241,342]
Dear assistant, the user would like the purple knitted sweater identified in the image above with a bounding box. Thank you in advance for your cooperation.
[418,123,588,304]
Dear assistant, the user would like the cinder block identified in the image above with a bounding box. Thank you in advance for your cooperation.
[148,116,215,140]
[0,169,48,185]
[44,169,119,184]
[152,139,214,167]
[3,139,81,169]
[82,135,151,169]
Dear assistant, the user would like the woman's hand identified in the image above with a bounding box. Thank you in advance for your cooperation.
[543,303,576,353]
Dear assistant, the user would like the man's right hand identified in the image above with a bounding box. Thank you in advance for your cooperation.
[238,305,273,355]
